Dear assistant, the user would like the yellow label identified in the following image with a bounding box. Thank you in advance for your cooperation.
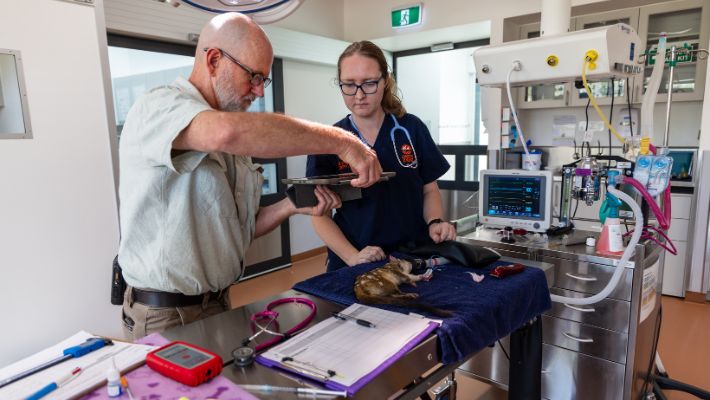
[640,137,650,155]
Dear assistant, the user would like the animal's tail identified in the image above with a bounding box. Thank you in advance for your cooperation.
[357,294,454,318]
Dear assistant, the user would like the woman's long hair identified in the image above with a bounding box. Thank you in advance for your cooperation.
[337,41,406,118]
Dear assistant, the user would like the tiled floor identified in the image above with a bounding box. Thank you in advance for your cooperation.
[230,254,710,399]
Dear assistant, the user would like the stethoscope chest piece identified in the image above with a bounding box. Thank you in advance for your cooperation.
[232,346,256,367]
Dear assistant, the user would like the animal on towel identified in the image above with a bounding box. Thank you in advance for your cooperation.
[354,256,453,317]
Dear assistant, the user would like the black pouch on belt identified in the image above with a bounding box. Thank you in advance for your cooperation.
[111,256,127,305]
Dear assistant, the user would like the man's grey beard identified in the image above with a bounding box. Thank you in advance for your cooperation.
[214,72,254,112]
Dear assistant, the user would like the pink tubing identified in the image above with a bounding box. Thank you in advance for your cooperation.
[622,176,671,231]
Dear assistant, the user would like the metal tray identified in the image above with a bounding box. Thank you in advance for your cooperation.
[283,172,396,207]
[282,171,396,185]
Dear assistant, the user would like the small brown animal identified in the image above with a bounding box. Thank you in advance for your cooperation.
[354,256,452,317]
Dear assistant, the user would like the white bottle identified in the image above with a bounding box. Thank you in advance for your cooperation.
[106,358,122,397]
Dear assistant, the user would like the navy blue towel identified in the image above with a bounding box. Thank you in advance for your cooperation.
[293,259,551,364]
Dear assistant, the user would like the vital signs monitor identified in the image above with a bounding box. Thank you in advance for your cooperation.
[479,170,553,232]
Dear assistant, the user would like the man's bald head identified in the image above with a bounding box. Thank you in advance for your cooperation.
[190,12,274,111]
[196,12,273,64]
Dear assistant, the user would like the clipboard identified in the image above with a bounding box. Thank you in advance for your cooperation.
[255,304,438,396]
[283,172,396,208]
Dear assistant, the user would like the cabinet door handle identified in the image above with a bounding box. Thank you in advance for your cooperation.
[564,303,596,313]
[565,272,598,282]
[563,332,594,343]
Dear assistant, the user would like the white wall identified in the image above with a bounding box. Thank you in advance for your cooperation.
[273,0,344,39]
[343,0,604,43]
[0,0,120,367]
[691,42,710,294]
[282,59,349,254]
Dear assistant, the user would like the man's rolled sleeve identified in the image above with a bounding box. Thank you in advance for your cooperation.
[136,86,213,174]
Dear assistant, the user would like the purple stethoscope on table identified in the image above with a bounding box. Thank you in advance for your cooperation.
[232,297,317,367]
[348,113,418,168]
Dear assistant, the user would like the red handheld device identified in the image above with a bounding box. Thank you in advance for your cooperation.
[146,341,223,386]
[490,263,525,278]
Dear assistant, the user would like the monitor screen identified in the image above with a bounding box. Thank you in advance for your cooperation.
[485,176,544,220]
[480,170,552,231]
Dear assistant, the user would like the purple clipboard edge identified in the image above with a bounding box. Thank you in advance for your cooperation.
[255,321,439,397]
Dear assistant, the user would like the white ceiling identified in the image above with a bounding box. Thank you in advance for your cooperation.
[372,20,491,52]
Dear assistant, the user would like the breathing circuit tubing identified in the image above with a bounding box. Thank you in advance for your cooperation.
[550,183,643,305]
[506,62,531,157]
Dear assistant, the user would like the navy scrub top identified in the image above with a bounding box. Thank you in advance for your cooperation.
[306,113,450,271]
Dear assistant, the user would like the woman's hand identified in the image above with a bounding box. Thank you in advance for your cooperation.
[346,246,386,266]
[429,220,457,243]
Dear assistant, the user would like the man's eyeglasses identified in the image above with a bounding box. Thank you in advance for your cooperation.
[339,77,382,96]
[205,47,272,88]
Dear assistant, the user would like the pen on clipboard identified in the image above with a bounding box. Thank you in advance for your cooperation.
[331,312,376,328]
[25,367,83,400]
[0,337,112,389]
[241,384,347,397]
[24,346,129,400]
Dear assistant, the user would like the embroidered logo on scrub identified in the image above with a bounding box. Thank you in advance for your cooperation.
[337,159,350,171]
[400,144,415,165]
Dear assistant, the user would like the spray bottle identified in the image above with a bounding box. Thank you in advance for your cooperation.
[597,170,624,256]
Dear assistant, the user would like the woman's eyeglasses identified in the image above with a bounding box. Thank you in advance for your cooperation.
[339,77,382,96]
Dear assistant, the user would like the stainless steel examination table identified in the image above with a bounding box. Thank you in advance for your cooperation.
[160,256,554,399]
[458,228,665,400]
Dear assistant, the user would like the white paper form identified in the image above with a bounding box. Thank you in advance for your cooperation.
[259,304,435,387]
[0,331,154,400]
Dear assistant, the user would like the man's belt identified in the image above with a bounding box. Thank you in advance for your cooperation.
[132,287,224,308]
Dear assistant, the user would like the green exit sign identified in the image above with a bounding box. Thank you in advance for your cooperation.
[391,4,422,28]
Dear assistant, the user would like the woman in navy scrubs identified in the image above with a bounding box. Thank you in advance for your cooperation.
[306,41,456,271]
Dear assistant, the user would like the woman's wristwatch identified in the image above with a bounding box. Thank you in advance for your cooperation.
[427,218,456,228]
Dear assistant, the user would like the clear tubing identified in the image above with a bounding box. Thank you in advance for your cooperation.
[641,35,667,138]
[506,64,530,156]
[550,185,643,305]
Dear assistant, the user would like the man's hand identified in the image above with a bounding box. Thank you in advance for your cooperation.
[337,134,382,188]
[429,221,457,243]
[294,185,342,216]
[346,246,386,266]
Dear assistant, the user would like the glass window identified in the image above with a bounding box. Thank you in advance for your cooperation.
[464,155,487,182]
[260,163,279,195]
[578,79,626,99]
[396,46,486,145]
[441,154,456,181]
[108,46,194,136]
[0,50,31,139]
[643,8,702,94]
[582,17,630,30]
[525,84,566,102]
[107,45,274,137]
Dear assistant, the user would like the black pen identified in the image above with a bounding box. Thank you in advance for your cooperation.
[331,312,376,328]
